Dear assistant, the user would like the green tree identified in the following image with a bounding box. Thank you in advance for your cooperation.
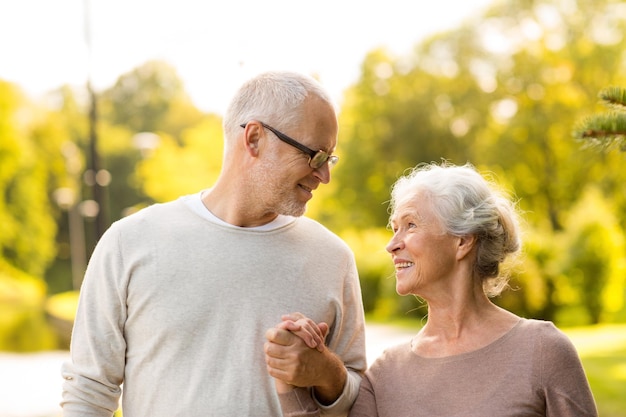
[560,188,626,324]
[0,81,64,277]
[99,60,204,138]
[0,81,68,350]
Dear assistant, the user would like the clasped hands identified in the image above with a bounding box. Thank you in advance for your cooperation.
[264,313,329,394]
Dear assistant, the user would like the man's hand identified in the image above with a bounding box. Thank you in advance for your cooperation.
[264,313,347,405]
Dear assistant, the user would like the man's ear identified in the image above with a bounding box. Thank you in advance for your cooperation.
[242,121,262,156]
[456,234,477,260]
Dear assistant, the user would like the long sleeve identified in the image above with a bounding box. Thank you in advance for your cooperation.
[279,388,321,417]
[315,252,366,416]
[278,370,364,417]
[347,373,378,417]
[61,223,127,416]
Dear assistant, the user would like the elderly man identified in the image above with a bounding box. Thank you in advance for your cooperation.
[61,71,366,416]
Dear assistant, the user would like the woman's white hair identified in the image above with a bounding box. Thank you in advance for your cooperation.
[388,162,522,297]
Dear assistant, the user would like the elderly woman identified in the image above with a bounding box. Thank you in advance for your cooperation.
[268,162,598,417]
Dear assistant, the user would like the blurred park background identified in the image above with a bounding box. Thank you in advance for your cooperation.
[1,0,626,416]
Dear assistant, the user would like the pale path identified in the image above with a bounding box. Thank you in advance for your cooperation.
[0,324,417,417]
[0,351,67,417]
[364,323,417,365]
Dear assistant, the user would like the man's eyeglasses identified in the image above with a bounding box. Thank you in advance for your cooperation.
[240,121,338,169]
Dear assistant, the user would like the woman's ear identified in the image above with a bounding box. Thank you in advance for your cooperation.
[456,234,477,261]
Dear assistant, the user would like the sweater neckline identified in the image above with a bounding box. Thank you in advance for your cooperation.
[180,191,297,231]
[408,318,525,363]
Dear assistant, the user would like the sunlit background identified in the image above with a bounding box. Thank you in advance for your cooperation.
[0,0,492,114]
[1,0,626,416]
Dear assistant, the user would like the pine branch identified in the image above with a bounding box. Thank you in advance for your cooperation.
[598,86,626,112]
[574,112,626,151]
[573,86,626,152]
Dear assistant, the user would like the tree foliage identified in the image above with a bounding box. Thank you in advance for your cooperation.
[560,188,626,324]
[99,60,204,138]
[322,0,626,321]
[136,115,224,203]
[0,81,64,277]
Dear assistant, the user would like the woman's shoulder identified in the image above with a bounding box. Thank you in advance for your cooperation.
[517,318,578,354]
[518,318,564,338]
[368,341,413,372]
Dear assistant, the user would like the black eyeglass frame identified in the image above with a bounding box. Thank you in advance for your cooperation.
[240,121,338,169]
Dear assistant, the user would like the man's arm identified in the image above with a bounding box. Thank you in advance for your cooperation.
[61,225,126,416]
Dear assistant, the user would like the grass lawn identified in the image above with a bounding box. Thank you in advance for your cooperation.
[563,324,626,417]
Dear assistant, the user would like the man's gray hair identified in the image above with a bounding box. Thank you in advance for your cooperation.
[223,71,336,143]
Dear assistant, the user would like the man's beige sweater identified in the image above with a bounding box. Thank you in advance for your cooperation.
[61,196,366,416]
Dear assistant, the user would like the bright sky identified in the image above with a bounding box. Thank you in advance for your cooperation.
[0,0,492,115]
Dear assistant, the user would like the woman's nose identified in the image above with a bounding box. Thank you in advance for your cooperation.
[386,235,403,253]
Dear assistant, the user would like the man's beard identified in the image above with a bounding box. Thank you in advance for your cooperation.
[250,161,308,218]
[268,179,307,218]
